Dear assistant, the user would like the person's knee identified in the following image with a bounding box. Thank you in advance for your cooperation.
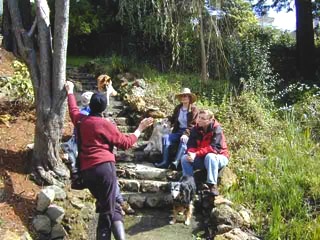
[162,134,170,145]
[181,155,188,164]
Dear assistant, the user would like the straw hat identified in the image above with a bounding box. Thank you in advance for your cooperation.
[175,88,197,103]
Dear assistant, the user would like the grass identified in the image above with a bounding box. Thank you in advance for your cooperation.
[67,56,95,67]
[228,121,320,239]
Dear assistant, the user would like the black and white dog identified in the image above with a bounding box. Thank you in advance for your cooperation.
[170,175,196,225]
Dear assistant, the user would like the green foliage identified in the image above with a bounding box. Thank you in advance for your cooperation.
[290,94,320,141]
[80,55,133,77]
[0,61,34,106]
[227,26,282,95]
[67,56,95,67]
[69,0,108,36]
[220,93,320,239]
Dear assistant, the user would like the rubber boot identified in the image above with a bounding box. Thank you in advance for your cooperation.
[154,148,170,168]
[170,142,186,170]
[170,158,180,170]
[112,220,126,240]
[96,227,111,240]
[97,213,112,240]
[154,160,169,168]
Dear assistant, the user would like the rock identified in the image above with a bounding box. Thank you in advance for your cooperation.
[0,188,6,201]
[46,204,65,223]
[1,230,20,240]
[134,79,146,89]
[145,195,160,208]
[32,215,51,234]
[211,204,244,227]
[131,86,145,97]
[128,194,146,208]
[117,163,168,181]
[218,167,237,190]
[70,197,86,209]
[20,231,33,240]
[214,195,233,206]
[216,224,234,235]
[45,185,67,200]
[214,228,261,240]
[239,209,251,226]
[140,180,168,193]
[113,117,129,126]
[51,223,67,239]
[36,188,55,212]
[118,179,140,192]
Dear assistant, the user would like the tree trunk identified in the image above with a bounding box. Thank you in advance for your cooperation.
[6,0,70,186]
[2,0,14,52]
[295,0,315,82]
[199,8,208,84]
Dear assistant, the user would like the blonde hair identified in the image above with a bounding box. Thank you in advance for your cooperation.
[199,109,214,120]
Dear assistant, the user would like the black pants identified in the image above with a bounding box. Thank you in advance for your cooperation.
[82,162,123,239]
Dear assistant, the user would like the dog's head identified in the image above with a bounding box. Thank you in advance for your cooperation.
[171,176,196,204]
[170,181,181,200]
[97,74,112,92]
[153,118,171,134]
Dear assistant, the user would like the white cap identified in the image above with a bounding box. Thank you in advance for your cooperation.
[81,91,94,106]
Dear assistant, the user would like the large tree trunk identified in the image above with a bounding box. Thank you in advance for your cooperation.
[2,0,15,52]
[199,7,208,84]
[6,0,70,186]
[295,0,315,82]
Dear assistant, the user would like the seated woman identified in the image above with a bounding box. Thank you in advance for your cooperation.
[154,88,199,169]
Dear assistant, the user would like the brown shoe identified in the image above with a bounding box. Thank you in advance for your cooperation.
[121,201,135,215]
[209,184,219,196]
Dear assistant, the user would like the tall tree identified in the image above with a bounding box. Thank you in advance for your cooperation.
[3,0,70,186]
[253,0,316,82]
[295,0,315,82]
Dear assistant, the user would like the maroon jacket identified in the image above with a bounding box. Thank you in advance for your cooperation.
[67,94,138,170]
[187,119,229,159]
[169,104,199,136]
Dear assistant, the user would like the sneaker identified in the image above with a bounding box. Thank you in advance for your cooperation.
[121,201,135,215]
[209,184,219,196]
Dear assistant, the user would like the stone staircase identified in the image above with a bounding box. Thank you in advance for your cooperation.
[110,97,180,209]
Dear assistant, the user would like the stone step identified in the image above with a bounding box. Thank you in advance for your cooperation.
[122,192,172,209]
[113,117,129,126]
[116,149,162,163]
[118,178,169,193]
[116,162,182,182]
[117,125,137,133]
[116,162,181,181]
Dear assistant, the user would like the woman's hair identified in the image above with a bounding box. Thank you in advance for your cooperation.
[199,109,214,119]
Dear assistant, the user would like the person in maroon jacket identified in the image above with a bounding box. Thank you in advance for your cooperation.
[65,81,153,240]
[181,109,229,196]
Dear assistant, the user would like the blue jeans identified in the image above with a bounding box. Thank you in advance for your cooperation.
[181,153,229,184]
[162,129,187,164]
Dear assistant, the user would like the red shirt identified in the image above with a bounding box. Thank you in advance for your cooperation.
[67,94,138,170]
[187,119,229,159]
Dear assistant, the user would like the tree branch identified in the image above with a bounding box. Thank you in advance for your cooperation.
[28,18,38,37]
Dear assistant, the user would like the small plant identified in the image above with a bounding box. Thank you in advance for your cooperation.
[0,60,34,106]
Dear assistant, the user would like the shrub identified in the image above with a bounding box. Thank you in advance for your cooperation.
[0,60,34,106]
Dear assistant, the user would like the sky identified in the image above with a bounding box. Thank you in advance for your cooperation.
[269,8,296,31]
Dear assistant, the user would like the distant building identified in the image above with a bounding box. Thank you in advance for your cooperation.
[258,15,275,28]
